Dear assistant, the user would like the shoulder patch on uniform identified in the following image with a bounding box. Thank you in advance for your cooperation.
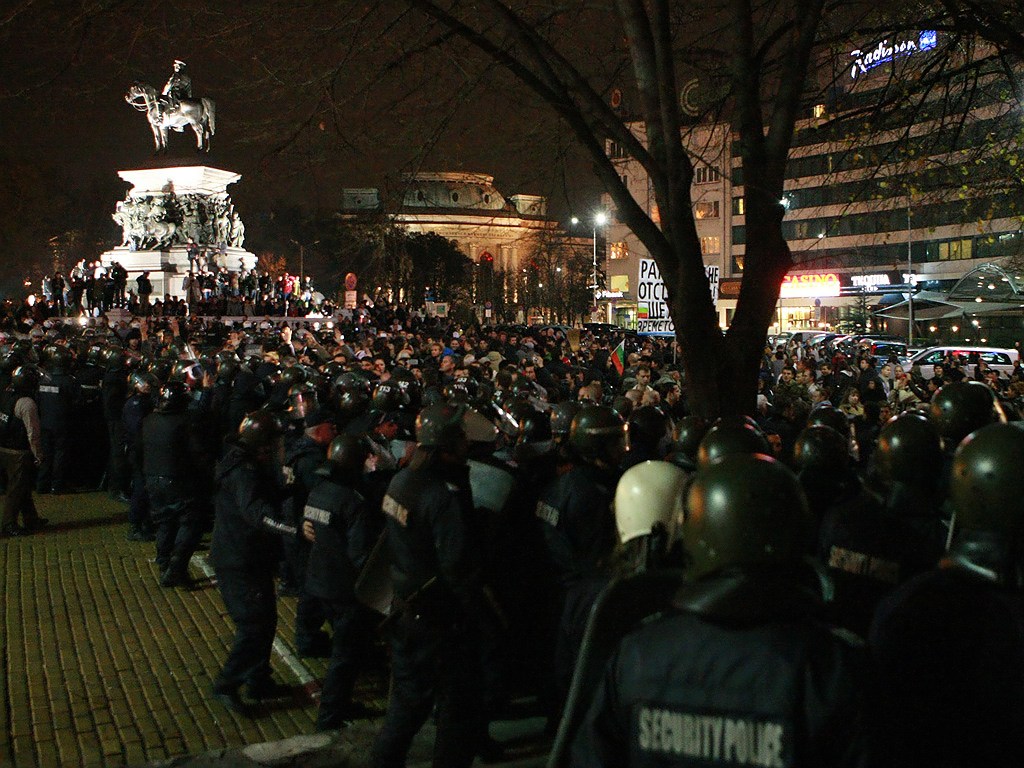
[535,501,560,527]
[303,506,331,525]
[382,494,409,526]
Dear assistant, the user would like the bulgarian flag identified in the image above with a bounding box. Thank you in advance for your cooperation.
[611,339,626,375]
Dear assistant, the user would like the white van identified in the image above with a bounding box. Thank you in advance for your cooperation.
[907,346,1019,380]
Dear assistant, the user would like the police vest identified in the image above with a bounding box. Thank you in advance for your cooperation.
[0,390,30,451]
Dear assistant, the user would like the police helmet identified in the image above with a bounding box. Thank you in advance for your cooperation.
[129,371,159,396]
[287,382,318,420]
[516,404,552,445]
[614,460,688,544]
[444,375,478,405]
[628,406,674,453]
[169,360,203,390]
[697,423,772,468]
[569,405,628,464]
[550,401,582,443]
[237,409,285,450]
[792,425,849,474]
[42,344,72,373]
[806,404,850,437]
[326,434,371,474]
[333,372,372,415]
[950,423,1024,538]
[873,413,943,488]
[671,416,709,469]
[10,365,41,394]
[684,453,812,580]
[610,395,633,421]
[415,402,467,449]
[156,381,190,413]
[372,381,410,412]
[279,365,308,389]
[929,381,1001,447]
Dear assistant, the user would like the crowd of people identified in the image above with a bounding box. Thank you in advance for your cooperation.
[0,297,1022,767]
[28,261,332,319]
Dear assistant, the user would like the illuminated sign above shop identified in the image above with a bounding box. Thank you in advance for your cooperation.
[781,273,841,299]
[850,30,937,80]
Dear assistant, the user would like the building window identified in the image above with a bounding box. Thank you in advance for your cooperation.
[939,239,973,260]
[733,197,745,215]
[417,191,425,202]
[700,236,721,255]
[451,192,460,203]
[795,221,810,239]
[651,203,660,225]
[609,241,629,260]
[694,165,721,184]
[812,103,826,118]
[621,174,628,188]
[607,140,629,159]
[483,194,491,204]
[695,200,720,219]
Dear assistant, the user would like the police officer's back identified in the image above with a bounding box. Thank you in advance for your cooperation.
[574,454,866,767]
[870,422,1024,766]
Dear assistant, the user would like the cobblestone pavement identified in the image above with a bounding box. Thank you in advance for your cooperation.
[1,492,550,767]
[0,492,380,767]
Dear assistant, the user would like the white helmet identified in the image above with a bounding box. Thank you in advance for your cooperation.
[614,460,688,544]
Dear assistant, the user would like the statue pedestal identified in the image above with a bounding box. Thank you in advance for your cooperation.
[99,165,257,302]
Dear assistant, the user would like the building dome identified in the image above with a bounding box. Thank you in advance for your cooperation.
[401,172,508,212]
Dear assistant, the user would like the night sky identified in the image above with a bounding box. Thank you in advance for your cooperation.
[0,1,606,285]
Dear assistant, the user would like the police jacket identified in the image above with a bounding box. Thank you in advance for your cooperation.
[382,459,481,612]
[0,390,34,453]
[211,444,294,576]
[37,371,79,429]
[869,537,1024,767]
[304,466,376,602]
[574,566,867,768]
[535,461,618,586]
[101,366,128,421]
[141,409,203,481]
[284,434,327,523]
[123,393,154,467]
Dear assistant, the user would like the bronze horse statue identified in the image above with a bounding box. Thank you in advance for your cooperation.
[125,82,216,153]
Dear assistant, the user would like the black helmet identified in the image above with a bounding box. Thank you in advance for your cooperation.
[147,358,172,383]
[792,425,849,474]
[279,365,308,389]
[806,404,850,438]
[10,365,40,393]
[415,403,467,449]
[569,405,628,464]
[444,375,478,404]
[684,453,812,580]
[326,434,371,474]
[100,346,125,370]
[333,372,372,415]
[156,381,189,413]
[287,382,318,420]
[237,409,285,450]
[515,404,552,445]
[550,400,582,443]
[610,396,633,421]
[929,381,1000,447]
[950,423,1024,538]
[169,360,203,390]
[697,423,772,468]
[372,381,410,412]
[627,405,674,453]
[672,416,709,468]
[42,344,72,373]
[874,413,943,488]
[128,371,159,395]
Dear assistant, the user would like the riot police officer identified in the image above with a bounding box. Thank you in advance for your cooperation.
[870,422,1024,766]
[123,371,157,541]
[302,434,379,731]
[36,345,79,495]
[101,346,130,501]
[210,410,295,713]
[371,403,487,768]
[142,381,205,587]
[574,454,866,766]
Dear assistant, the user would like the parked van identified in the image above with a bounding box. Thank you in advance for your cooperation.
[907,346,1019,379]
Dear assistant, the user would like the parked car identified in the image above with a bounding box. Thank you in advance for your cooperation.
[907,346,1019,379]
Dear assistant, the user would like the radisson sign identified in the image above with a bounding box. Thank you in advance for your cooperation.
[849,30,937,80]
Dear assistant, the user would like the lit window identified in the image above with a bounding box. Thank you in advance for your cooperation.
[700,236,721,255]
[733,197,745,215]
[695,201,720,219]
[650,203,660,225]
[609,242,630,260]
[813,104,826,118]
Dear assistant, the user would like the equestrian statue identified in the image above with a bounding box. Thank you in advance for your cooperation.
[125,60,216,153]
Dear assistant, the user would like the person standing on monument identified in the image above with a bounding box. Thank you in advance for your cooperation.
[162,60,192,112]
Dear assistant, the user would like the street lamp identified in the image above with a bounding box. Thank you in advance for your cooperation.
[590,212,608,319]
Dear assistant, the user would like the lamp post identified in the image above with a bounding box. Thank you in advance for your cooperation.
[574,212,608,321]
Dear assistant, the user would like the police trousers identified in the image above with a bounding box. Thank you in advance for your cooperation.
[0,449,39,529]
[372,610,485,768]
[213,569,277,694]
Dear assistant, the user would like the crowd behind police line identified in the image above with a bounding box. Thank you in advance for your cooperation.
[0,299,1023,766]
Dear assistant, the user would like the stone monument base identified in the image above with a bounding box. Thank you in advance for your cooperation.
[101,164,257,302]
[99,245,257,302]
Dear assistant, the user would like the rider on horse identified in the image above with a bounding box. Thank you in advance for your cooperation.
[162,60,193,117]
